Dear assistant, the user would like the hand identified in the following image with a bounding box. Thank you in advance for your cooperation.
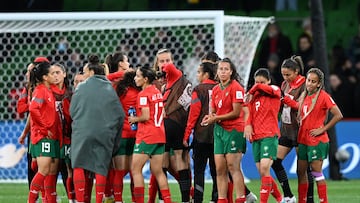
[183,140,189,147]
[128,116,137,124]
[46,130,53,139]
[310,127,325,137]
[18,133,26,145]
[245,93,254,103]
[244,125,254,142]
[201,115,210,126]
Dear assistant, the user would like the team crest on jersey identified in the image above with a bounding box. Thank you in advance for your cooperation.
[225,92,229,97]
[140,97,147,105]
[218,99,223,108]
[236,91,243,99]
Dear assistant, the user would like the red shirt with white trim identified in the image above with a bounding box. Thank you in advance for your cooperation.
[298,90,336,146]
[246,84,281,141]
[136,85,166,144]
[210,80,245,132]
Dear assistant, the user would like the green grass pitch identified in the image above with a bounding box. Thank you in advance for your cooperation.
[1,179,359,202]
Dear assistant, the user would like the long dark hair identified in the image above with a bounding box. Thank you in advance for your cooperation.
[139,66,157,84]
[116,71,141,97]
[219,57,243,85]
[254,68,271,81]
[52,63,70,89]
[200,62,216,81]
[87,54,105,75]
[29,62,51,98]
[298,68,325,122]
[281,55,304,75]
[105,51,126,73]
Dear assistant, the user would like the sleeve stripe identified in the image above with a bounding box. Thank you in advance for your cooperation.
[191,98,200,104]
[32,97,44,103]
[19,93,28,99]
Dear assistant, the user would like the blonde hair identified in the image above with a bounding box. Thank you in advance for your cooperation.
[297,68,324,122]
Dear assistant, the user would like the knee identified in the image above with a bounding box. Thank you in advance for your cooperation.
[271,158,283,171]
[311,171,325,182]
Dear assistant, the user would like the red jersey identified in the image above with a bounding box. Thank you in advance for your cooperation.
[29,84,60,144]
[17,87,29,114]
[136,85,166,144]
[298,90,336,146]
[107,71,124,82]
[211,80,245,132]
[120,87,140,138]
[51,85,72,145]
[162,63,182,101]
[246,84,281,141]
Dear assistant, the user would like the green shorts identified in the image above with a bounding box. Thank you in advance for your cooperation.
[60,144,71,164]
[116,137,136,156]
[133,141,165,156]
[252,136,278,162]
[31,139,60,158]
[298,142,329,162]
[213,124,246,155]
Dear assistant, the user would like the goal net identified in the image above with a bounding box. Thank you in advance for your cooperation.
[0,11,271,182]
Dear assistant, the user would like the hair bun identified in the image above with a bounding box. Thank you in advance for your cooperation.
[88,54,100,64]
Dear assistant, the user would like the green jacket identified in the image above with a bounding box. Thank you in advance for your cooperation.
[70,75,124,176]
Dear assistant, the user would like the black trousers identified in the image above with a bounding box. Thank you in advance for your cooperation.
[192,142,218,203]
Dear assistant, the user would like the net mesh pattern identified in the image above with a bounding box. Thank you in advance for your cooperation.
[0,13,270,181]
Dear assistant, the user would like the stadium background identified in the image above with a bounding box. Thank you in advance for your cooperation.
[0,0,359,181]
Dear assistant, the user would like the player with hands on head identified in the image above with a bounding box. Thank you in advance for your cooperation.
[244,68,283,203]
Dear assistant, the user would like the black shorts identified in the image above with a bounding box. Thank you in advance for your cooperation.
[164,118,185,151]
[278,135,298,148]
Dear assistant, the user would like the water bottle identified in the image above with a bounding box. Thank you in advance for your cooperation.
[128,106,138,131]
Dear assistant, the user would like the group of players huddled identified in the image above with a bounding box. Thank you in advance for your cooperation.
[18,49,343,203]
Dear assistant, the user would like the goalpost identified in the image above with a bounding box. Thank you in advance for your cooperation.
[0,11,272,182]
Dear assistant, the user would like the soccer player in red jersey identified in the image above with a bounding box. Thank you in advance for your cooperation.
[296,68,343,203]
[50,63,74,202]
[112,70,141,203]
[18,57,51,198]
[129,67,172,203]
[244,68,283,203]
[27,62,60,203]
[202,58,247,203]
[105,51,130,83]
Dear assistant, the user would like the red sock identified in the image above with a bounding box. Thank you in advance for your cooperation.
[134,187,145,203]
[130,172,136,203]
[44,175,57,203]
[113,170,127,202]
[31,160,38,172]
[235,197,246,203]
[218,198,228,203]
[95,174,107,203]
[260,176,272,203]
[270,177,282,202]
[105,168,115,198]
[148,174,158,203]
[85,171,94,203]
[66,177,75,200]
[73,168,86,202]
[160,189,172,203]
[317,182,328,203]
[28,172,45,203]
[298,183,308,203]
[227,180,234,203]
